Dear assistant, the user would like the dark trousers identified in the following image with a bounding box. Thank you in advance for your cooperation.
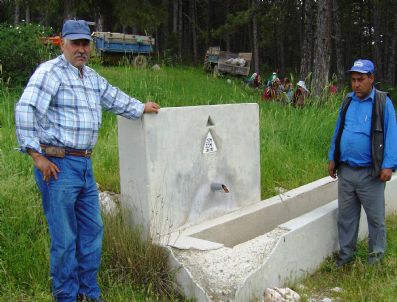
[337,164,386,261]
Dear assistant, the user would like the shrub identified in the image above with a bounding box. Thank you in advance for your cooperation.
[0,23,59,87]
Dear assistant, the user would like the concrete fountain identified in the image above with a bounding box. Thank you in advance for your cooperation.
[117,103,397,302]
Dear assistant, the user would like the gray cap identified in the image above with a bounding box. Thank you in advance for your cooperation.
[62,20,92,40]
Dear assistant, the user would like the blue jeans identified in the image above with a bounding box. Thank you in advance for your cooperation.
[34,156,103,302]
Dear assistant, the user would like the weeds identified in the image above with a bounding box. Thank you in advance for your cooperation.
[1,66,396,301]
[101,209,180,299]
[296,215,397,302]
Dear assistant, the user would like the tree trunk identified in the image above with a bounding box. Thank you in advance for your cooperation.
[312,0,332,97]
[277,32,285,76]
[64,0,75,20]
[178,0,183,59]
[386,13,397,85]
[96,15,104,32]
[344,2,353,66]
[159,0,169,53]
[205,0,210,48]
[190,0,198,63]
[359,2,365,57]
[299,0,315,81]
[172,0,178,34]
[332,0,345,90]
[225,0,231,51]
[25,2,30,23]
[276,8,285,76]
[372,2,383,83]
[252,0,259,73]
[14,0,19,25]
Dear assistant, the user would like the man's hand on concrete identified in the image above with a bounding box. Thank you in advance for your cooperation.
[144,102,160,114]
[28,149,60,183]
[379,168,392,182]
[328,160,337,179]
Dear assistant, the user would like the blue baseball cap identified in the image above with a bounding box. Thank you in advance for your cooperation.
[62,20,92,40]
[348,59,375,74]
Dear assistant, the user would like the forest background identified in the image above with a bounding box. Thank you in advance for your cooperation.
[1,0,397,95]
[2,1,397,301]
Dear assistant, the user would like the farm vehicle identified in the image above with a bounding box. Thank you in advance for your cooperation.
[40,30,155,67]
[91,32,155,67]
[204,46,252,77]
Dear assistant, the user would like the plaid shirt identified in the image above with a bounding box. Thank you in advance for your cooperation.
[15,54,144,153]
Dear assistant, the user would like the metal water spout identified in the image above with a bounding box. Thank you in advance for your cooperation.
[210,183,230,193]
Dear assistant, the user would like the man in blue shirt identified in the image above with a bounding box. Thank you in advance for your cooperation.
[15,20,159,302]
[328,59,397,267]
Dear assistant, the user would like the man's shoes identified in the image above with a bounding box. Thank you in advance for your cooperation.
[335,256,354,267]
[77,294,107,302]
[368,252,384,265]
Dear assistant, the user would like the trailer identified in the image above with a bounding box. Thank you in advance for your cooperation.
[40,36,61,47]
[204,47,252,77]
[92,32,155,66]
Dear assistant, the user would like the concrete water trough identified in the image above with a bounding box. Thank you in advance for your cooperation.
[117,104,397,302]
[167,176,397,302]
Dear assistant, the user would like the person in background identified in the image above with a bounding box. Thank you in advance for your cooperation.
[282,77,293,102]
[274,77,284,97]
[292,80,309,108]
[262,77,282,101]
[328,59,397,267]
[329,80,338,94]
[245,72,261,88]
[15,20,160,302]
[266,71,277,87]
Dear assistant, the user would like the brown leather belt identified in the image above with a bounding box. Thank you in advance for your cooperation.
[40,144,92,158]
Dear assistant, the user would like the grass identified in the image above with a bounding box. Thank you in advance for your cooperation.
[0,64,396,301]
[92,65,340,197]
[0,84,182,301]
[295,215,397,302]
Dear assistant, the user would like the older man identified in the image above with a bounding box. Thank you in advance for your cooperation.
[15,20,159,302]
[328,59,397,267]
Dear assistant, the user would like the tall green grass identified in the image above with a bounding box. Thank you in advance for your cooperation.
[0,86,181,301]
[1,65,396,301]
[93,65,340,197]
[296,215,397,302]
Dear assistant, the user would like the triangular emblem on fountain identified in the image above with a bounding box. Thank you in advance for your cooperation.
[203,131,217,153]
[206,115,214,126]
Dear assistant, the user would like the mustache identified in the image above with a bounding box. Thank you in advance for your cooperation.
[74,54,88,59]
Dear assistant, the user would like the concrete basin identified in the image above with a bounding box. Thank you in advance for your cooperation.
[167,176,397,302]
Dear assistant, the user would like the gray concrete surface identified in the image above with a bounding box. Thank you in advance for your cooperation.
[118,104,260,238]
[117,103,397,301]
[168,176,397,302]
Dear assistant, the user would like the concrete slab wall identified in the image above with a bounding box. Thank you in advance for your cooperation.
[117,103,397,301]
[234,200,370,301]
[385,176,397,214]
[169,175,397,302]
[189,178,338,247]
[118,104,260,237]
[168,177,337,249]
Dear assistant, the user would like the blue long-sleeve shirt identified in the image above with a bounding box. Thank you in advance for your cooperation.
[328,88,397,169]
[15,54,145,153]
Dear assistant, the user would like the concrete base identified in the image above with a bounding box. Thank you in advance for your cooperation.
[167,175,397,302]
